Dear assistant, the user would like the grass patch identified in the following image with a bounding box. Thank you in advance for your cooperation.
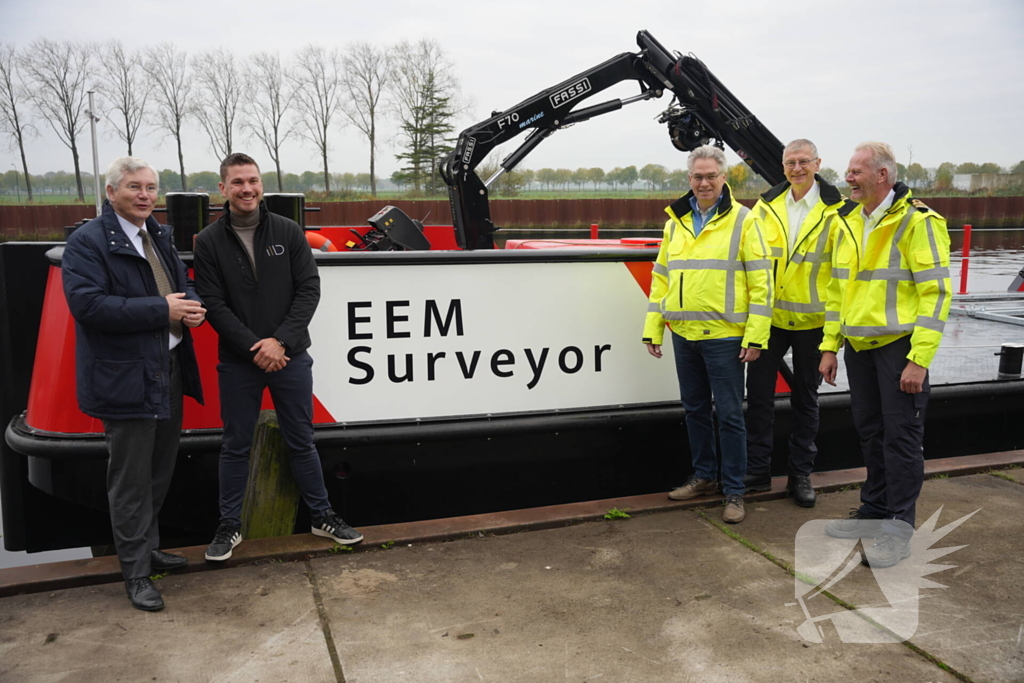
[603,507,632,520]
[836,483,862,492]
[328,544,354,554]
[149,572,169,581]
[989,471,1022,484]
[929,473,950,480]
[380,541,395,550]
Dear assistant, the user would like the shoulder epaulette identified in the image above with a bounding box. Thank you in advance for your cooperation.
[837,199,859,217]
[909,198,932,213]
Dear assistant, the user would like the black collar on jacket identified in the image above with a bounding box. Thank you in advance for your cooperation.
[759,173,844,206]
[668,183,736,219]
[837,181,911,218]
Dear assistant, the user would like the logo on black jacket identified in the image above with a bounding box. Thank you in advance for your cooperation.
[266,244,285,256]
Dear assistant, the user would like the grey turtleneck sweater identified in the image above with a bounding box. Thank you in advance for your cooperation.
[230,208,260,276]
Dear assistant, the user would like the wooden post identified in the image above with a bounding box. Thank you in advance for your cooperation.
[240,410,300,540]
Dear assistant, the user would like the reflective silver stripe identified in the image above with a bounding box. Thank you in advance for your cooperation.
[841,323,914,336]
[747,304,772,317]
[653,262,668,277]
[933,267,948,321]
[770,246,783,257]
[669,259,745,271]
[925,217,941,265]
[663,310,749,323]
[743,258,771,271]
[855,268,914,282]
[648,302,662,313]
[889,208,916,268]
[912,266,950,283]
[833,268,850,279]
[775,300,825,314]
[808,226,832,307]
[825,311,840,322]
[790,251,806,265]
[728,206,748,260]
[916,316,946,332]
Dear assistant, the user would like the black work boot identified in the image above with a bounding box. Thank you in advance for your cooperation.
[743,472,772,493]
[787,475,817,507]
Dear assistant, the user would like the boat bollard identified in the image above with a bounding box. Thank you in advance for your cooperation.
[995,343,1024,379]
[591,223,599,239]
[958,223,972,295]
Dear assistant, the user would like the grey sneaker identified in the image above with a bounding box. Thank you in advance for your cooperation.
[205,521,242,561]
[722,494,745,524]
[668,475,719,500]
[861,532,912,568]
[312,510,364,544]
[824,510,881,539]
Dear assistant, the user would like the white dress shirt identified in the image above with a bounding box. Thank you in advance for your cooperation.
[785,181,820,254]
[115,213,182,350]
[862,188,896,245]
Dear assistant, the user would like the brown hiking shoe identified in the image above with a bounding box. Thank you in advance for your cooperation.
[668,475,719,500]
[722,494,745,524]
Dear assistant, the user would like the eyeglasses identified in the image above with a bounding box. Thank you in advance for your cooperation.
[125,183,158,194]
[783,158,818,169]
[689,173,720,183]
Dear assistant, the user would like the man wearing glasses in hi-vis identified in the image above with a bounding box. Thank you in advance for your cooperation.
[642,144,772,525]
[742,140,855,508]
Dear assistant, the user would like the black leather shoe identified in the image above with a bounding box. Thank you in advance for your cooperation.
[743,472,772,493]
[151,549,187,571]
[125,577,164,611]
[787,475,817,507]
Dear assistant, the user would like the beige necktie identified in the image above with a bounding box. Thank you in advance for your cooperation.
[139,228,182,337]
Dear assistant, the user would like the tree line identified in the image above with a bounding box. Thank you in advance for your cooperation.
[0,38,468,203]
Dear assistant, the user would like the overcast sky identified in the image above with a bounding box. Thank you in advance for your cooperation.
[2,0,1023,182]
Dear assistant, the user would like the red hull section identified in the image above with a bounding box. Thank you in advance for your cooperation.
[25,265,336,436]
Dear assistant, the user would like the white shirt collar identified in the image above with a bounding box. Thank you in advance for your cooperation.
[786,181,819,209]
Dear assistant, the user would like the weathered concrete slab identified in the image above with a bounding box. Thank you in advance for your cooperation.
[313,512,957,683]
[0,562,334,682]
[734,473,1024,683]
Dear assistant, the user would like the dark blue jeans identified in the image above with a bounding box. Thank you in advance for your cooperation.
[217,351,331,525]
[671,332,747,496]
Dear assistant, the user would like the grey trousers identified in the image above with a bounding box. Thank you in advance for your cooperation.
[102,348,183,580]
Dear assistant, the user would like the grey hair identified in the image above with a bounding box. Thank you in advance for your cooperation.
[687,145,727,175]
[855,141,898,181]
[785,139,818,158]
[105,156,159,191]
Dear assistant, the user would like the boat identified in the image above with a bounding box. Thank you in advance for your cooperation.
[3,30,1023,554]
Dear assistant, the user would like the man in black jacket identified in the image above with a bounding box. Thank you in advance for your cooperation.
[194,152,362,561]
[63,156,205,611]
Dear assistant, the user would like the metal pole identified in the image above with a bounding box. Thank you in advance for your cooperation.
[87,90,102,216]
[11,164,19,202]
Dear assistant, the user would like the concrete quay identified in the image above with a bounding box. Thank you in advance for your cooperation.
[1,452,1022,683]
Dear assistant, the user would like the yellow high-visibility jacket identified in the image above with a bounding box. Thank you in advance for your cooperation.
[642,184,772,348]
[752,176,856,330]
[820,184,951,368]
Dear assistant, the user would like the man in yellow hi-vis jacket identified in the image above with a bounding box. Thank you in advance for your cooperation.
[643,145,772,524]
[819,142,951,568]
[744,139,856,508]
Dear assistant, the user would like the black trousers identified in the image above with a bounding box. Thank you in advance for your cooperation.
[844,336,927,531]
[102,348,182,580]
[745,325,823,477]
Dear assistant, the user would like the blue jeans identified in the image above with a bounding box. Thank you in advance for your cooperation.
[671,332,747,496]
[217,351,331,525]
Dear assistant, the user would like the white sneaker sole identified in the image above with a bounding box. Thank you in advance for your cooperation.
[312,527,364,544]
[204,535,242,561]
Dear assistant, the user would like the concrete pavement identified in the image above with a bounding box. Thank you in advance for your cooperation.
[1,465,1022,682]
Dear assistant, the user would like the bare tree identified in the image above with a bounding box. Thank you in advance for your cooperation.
[20,39,92,202]
[244,52,295,192]
[389,40,469,194]
[292,45,343,192]
[340,43,392,196]
[0,43,35,201]
[144,43,192,191]
[98,40,149,156]
[192,48,241,161]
